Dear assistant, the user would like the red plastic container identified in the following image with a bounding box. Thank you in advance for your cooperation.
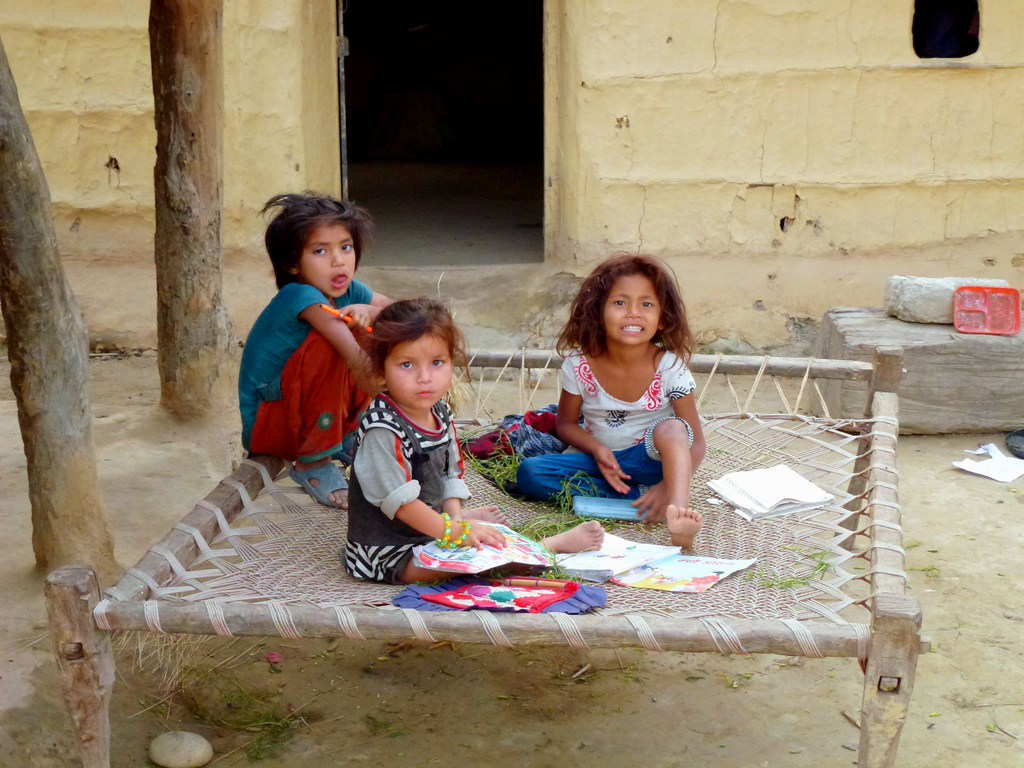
[953,285,1021,336]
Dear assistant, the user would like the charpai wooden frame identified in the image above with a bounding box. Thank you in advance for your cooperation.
[46,347,926,768]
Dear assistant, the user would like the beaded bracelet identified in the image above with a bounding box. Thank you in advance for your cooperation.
[436,513,471,549]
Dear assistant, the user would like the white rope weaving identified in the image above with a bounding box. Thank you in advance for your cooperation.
[742,356,771,414]
[93,599,113,631]
[550,612,589,649]
[812,380,831,419]
[853,623,870,661]
[856,568,908,585]
[242,457,277,491]
[267,602,302,640]
[864,541,905,555]
[695,353,723,410]
[401,608,438,643]
[223,478,255,513]
[143,601,165,634]
[150,546,188,580]
[869,416,899,428]
[127,568,161,594]
[205,600,233,637]
[333,606,367,640]
[474,611,513,647]
[860,519,903,533]
[780,618,823,658]
[699,617,748,655]
[625,613,664,652]
[174,523,217,557]
[196,499,234,537]
[102,585,131,602]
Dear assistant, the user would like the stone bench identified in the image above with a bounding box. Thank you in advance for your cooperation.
[814,307,1024,434]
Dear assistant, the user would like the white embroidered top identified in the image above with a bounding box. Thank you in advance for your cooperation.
[560,351,696,452]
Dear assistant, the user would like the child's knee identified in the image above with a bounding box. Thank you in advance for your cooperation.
[645,417,694,462]
[652,417,693,447]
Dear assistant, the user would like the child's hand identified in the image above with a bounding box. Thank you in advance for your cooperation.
[594,446,631,495]
[338,303,375,331]
[633,481,669,522]
[465,522,506,551]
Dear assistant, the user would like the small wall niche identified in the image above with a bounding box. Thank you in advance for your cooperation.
[913,0,980,59]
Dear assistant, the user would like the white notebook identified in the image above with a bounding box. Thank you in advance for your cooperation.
[707,465,833,521]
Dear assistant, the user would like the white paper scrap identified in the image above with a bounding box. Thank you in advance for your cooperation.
[953,443,1024,483]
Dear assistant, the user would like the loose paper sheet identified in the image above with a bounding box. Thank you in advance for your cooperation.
[953,444,1024,483]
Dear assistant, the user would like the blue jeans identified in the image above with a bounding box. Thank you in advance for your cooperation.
[516,442,665,503]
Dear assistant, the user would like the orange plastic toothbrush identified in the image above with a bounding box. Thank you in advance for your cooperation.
[319,303,371,332]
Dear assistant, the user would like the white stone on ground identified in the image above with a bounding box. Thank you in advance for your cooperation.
[148,731,214,768]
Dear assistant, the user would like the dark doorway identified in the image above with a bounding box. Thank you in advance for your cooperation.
[343,1,544,266]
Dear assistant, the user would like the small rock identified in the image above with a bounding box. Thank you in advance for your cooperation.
[149,731,213,768]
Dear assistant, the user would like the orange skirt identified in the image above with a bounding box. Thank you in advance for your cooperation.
[249,330,371,463]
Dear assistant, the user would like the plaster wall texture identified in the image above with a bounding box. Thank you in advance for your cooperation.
[2,0,1024,348]
[2,0,339,265]
[549,0,1024,341]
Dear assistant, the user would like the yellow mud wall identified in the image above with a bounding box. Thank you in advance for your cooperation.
[1,0,339,264]
[547,0,1024,345]
[4,0,1023,349]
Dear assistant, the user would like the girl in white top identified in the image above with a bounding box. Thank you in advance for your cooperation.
[516,254,707,547]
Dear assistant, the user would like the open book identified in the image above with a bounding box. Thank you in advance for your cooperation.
[414,524,553,574]
[611,555,756,592]
[707,464,833,521]
[554,533,679,582]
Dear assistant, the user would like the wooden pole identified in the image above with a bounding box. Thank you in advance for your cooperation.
[150,0,238,417]
[45,566,114,768]
[865,345,904,411]
[94,600,917,658]
[858,593,923,768]
[0,35,118,582]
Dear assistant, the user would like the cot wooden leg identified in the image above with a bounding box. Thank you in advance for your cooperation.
[858,593,922,768]
[45,565,114,768]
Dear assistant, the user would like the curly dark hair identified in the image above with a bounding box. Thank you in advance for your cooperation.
[557,253,694,361]
[366,298,467,379]
[261,192,374,289]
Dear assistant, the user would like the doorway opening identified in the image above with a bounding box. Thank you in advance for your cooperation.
[342,1,544,267]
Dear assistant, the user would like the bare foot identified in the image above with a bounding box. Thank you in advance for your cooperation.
[293,458,349,508]
[666,505,703,548]
[462,505,508,525]
[543,520,605,554]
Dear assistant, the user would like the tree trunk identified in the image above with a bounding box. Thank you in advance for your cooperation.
[0,37,118,584]
[150,0,237,417]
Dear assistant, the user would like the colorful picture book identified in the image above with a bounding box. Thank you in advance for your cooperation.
[414,524,553,574]
[707,464,833,521]
[610,555,757,593]
[554,533,679,582]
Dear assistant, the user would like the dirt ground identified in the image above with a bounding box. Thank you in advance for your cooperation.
[2,347,1024,768]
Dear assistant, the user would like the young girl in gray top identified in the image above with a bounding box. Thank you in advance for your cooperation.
[344,299,603,584]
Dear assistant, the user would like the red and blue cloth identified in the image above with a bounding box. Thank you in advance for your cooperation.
[393,576,606,614]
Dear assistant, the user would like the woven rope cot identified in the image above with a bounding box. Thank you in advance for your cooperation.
[46,348,926,768]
